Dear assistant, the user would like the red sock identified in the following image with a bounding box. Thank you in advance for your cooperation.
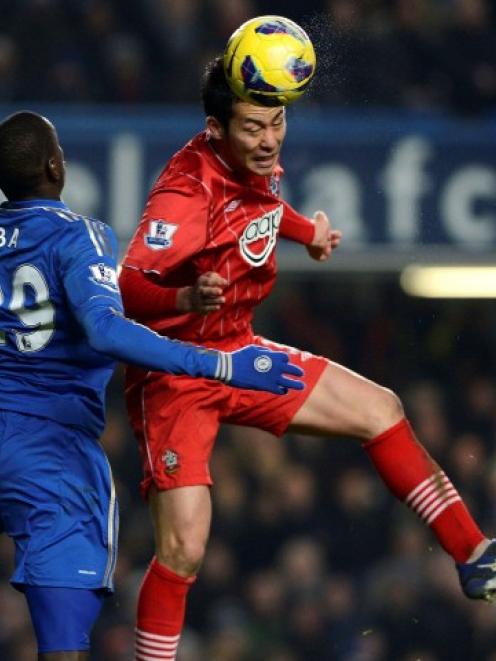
[135,557,196,661]
[364,418,484,563]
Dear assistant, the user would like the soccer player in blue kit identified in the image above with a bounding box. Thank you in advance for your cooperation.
[0,110,305,660]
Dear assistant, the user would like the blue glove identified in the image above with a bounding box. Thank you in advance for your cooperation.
[215,345,305,395]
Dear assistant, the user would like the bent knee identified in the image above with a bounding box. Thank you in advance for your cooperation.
[156,534,207,577]
[367,387,404,438]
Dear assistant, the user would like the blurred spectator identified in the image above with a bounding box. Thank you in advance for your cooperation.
[327,466,392,573]
[142,0,208,102]
[12,0,89,101]
[371,0,446,109]
[277,536,327,597]
[0,35,20,102]
[404,380,451,456]
[103,32,155,103]
[207,0,256,42]
[244,569,287,651]
[439,0,496,115]
[312,0,378,106]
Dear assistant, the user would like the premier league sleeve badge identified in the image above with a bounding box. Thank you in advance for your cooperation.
[144,220,178,250]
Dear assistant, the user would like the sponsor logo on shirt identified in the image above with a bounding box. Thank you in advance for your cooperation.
[239,205,282,267]
[145,220,178,250]
[89,263,119,292]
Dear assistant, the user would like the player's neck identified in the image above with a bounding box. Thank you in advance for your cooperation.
[13,185,62,202]
[208,138,236,172]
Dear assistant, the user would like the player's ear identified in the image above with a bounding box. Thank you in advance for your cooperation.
[206,116,225,140]
[46,154,63,183]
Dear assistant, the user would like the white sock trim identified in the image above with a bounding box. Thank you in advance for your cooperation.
[135,630,180,642]
[405,472,462,524]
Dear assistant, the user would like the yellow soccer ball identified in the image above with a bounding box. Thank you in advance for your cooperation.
[223,15,316,106]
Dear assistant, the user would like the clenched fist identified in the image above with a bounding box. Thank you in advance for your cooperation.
[177,271,227,314]
[306,210,342,262]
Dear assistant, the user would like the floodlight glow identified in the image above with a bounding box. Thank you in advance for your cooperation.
[400,266,496,298]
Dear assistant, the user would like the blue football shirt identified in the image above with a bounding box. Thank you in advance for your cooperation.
[0,199,122,436]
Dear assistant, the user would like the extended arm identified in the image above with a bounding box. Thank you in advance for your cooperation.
[77,297,304,394]
[60,219,303,394]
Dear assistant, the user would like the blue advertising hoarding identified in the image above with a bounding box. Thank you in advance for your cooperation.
[1,105,495,270]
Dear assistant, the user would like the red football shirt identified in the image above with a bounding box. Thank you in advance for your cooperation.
[121,131,315,349]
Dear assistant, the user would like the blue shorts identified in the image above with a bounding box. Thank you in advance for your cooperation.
[0,411,118,591]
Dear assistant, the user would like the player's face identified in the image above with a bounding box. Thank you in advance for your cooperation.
[225,102,286,176]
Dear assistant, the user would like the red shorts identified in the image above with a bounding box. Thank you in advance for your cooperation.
[125,336,328,496]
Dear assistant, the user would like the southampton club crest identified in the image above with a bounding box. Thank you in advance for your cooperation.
[269,174,280,197]
[145,219,178,250]
[162,449,180,475]
[239,205,282,267]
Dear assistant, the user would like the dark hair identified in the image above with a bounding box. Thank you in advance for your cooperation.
[201,55,239,128]
[0,111,55,199]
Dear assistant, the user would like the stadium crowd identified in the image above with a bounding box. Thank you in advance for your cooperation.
[0,0,496,114]
[1,275,496,660]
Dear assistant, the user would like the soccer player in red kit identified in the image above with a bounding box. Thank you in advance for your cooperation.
[120,56,496,660]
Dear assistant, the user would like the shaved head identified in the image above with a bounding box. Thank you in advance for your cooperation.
[0,111,63,200]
